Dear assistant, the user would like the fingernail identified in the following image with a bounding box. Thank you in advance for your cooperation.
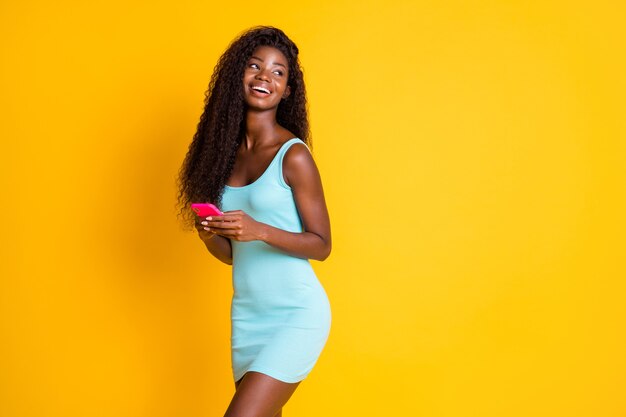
[201,221,207,225]
[204,227,210,231]
[206,217,212,221]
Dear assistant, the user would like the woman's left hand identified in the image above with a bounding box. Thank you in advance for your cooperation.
[199,210,265,242]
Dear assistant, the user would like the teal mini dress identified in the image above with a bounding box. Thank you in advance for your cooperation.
[220,137,332,384]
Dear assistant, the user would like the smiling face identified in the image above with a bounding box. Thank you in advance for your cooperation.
[243,45,291,111]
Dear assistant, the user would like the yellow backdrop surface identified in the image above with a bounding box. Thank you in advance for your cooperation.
[1,1,625,416]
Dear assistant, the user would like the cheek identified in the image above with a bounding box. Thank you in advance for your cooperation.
[275,81,288,95]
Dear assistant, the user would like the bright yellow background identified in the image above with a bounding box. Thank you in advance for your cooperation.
[1,1,625,416]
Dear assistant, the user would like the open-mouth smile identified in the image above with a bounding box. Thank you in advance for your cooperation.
[250,85,271,95]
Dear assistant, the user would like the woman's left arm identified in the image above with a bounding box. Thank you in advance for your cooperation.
[205,143,331,261]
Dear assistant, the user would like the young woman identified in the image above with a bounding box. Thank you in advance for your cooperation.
[176,26,332,417]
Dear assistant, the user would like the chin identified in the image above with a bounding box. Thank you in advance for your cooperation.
[245,99,278,111]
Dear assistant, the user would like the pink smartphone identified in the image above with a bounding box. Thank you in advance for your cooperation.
[191,203,224,217]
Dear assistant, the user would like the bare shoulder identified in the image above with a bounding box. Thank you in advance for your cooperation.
[282,141,320,188]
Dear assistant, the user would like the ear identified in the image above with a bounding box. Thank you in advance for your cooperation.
[282,85,291,100]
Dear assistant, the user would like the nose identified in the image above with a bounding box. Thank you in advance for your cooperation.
[255,68,271,82]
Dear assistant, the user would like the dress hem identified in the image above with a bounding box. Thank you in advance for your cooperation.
[233,365,309,384]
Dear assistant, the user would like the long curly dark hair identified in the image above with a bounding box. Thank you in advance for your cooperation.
[176,26,311,231]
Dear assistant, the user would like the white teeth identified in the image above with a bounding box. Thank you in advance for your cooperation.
[252,86,270,94]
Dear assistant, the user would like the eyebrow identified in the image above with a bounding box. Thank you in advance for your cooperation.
[250,55,287,68]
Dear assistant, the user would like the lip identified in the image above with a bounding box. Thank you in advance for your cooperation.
[249,89,270,98]
[249,84,272,96]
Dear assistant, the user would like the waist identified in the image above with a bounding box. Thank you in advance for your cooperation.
[232,276,330,315]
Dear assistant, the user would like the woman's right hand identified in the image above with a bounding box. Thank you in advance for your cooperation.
[194,216,217,242]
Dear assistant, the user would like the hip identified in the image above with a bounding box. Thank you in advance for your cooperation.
[232,274,330,316]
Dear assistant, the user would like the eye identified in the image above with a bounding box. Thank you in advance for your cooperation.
[249,63,259,69]
[273,70,283,76]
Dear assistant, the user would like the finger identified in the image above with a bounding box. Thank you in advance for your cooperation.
[204,215,231,222]
[207,213,239,221]
[203,218,239,226]
[215,229,243,238]
[217,210,244,219]
[205,221,241,230]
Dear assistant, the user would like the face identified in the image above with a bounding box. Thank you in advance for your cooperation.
[242,45,291,110]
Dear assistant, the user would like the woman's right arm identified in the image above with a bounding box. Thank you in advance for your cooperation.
[195,218,233,265]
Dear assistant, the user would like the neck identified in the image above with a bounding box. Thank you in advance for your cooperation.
[244,109,279,150]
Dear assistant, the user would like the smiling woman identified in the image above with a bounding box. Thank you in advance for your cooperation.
[176,26,332,417]
[243,46,292,110]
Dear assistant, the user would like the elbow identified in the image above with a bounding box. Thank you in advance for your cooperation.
[316,242,332,262]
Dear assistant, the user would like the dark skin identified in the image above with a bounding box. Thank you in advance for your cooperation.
[193,46,331,417]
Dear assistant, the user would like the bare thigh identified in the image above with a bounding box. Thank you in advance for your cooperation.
[235,377,287,417]
[226,371,300,417]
